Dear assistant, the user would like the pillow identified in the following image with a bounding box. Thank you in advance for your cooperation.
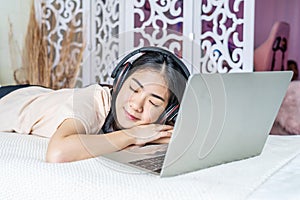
[271,81,300,135]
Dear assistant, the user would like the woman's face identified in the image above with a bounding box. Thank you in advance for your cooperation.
[115,69,170,129]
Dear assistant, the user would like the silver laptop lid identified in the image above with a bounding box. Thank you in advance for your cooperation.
[161,71,293,177]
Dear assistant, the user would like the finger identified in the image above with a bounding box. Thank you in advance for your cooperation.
[124,145,141,150]
[154,124,174,131]
[165,129,173,134]
[152,137,170,144]
[141,131,170,143]
[160,131,172,138]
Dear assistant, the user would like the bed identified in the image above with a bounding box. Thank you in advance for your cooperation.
[1,131,300,200]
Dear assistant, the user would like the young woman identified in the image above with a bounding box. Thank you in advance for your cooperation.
[0,47,190,163]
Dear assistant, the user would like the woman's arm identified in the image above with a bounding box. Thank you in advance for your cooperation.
[46,118,134,163]
[46,118,172,163]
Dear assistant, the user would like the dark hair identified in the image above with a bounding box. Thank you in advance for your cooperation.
[101,51,188,133]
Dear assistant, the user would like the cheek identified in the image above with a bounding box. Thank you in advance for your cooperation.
[116,90,131,108]
[142,105,166,122]
[115,92,128,120]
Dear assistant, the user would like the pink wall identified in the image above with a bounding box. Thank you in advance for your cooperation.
[254,0,300,78]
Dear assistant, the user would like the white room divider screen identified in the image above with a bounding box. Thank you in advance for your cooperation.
[38,0,255,86]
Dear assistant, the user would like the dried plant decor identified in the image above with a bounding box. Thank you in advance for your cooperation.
[9,0,85,89]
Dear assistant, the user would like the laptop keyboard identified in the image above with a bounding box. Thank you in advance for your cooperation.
[129,155,165,173]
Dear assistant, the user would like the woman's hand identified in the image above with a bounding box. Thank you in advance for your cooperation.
[124,143,168,155]
[124,124,173,146]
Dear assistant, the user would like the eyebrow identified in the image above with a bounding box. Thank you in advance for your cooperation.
[132,78,166,102]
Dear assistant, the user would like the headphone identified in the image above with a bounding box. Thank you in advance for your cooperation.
[111,46,190,125]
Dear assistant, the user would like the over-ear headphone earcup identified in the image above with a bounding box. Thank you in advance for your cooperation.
[113,62,132,93]
[156,104,180,125]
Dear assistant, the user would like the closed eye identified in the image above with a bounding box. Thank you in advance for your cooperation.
[129,85,138,93]
[149,100,160,107]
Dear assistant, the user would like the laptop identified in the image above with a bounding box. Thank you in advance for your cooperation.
[103,71,293,177]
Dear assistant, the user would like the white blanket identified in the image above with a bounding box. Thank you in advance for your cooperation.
[1,132,300,200]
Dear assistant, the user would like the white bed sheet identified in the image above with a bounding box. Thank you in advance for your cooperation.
[0,131,300,200]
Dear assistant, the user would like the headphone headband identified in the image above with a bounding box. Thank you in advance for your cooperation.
[111,46,190,80]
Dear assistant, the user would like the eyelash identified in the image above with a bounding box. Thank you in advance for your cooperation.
[129,86,138,93]
[149,100,159,107]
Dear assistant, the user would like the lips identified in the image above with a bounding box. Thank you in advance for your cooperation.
[124,108,139,121]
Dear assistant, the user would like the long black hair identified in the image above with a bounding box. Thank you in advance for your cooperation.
[101,51,188,133]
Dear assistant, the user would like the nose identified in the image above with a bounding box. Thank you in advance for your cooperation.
[129,93,144,113]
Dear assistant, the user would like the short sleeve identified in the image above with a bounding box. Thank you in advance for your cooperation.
[71,85,112,135]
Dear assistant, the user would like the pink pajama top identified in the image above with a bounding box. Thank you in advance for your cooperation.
[0,84,111,137]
